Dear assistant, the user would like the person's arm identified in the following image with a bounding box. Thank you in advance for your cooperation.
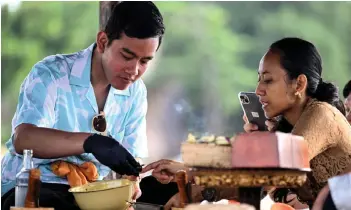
[11,63,90,158]
[12,63,141,176]
[312,185,333,210]
[269,103,343,207]
[291,103,339,160]
[141,159,190,183]
[14,124,90,158]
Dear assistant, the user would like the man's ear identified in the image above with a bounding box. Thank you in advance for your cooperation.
[96,31,109,53]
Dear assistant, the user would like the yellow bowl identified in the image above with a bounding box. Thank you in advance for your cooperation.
[69,179,134,210]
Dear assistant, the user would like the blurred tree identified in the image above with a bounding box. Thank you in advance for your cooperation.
[150,2,255,134]
[2,1,351,144]
[218,1,351,91]
[1,2,99,143]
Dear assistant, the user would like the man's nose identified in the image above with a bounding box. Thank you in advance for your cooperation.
[126,62,139,76]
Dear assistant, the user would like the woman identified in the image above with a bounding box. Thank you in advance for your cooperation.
[142,37,351,208]
[243,37,351,208]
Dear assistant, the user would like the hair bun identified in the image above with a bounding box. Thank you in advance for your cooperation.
[314,80,339,105]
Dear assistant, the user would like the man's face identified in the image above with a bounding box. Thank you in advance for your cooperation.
[345,93,351,124]
[99,32,159,90]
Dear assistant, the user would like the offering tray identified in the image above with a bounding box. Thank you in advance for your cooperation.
[190,167,310,188]
[189,167,311,209]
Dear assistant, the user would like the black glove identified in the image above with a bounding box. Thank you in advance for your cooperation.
[83,134,142,176]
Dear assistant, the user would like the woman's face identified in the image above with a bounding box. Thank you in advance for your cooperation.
[255,50,298,119]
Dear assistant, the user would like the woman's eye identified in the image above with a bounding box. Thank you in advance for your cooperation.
[263,79,273,84]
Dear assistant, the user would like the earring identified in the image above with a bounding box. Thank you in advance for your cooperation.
[295,92,301,98]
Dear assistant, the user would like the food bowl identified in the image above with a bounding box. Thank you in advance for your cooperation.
[69,179,134,210]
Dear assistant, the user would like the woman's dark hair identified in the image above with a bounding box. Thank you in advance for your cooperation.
[335,99,347,116]
[104,1,165,50]
[343,80,351,98]
[269,38,342,132]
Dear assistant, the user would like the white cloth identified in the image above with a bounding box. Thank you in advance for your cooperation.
[328,173,351,210]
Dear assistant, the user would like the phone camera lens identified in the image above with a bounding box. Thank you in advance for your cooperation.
[240,96,245,103]
[240,95,250,104]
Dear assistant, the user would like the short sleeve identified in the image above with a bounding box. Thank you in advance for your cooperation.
[121,81,148,158]
[292,102,338,160]
[12,62,58,131]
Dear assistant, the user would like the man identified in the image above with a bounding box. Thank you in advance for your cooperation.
[1,2,165,209]
[343,80,351,124]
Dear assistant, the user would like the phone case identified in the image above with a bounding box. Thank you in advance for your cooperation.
[238,92,268,131]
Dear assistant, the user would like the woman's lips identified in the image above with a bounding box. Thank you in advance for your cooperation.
[260,100,269,108]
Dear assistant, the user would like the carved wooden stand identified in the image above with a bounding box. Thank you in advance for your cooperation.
[189,167,310,209]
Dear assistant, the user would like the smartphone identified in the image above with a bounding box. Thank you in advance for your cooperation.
[238,91,268,131]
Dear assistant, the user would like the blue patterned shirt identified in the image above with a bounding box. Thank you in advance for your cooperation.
[1,44,148,196]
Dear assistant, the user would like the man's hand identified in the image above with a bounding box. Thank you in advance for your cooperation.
[123,175,142,201]
[83,134,142,176]
[141,159,188,184]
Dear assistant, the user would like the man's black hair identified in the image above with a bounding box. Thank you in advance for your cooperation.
[104,1,165,50]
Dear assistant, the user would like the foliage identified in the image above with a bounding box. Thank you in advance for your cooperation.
[2,2,351,143]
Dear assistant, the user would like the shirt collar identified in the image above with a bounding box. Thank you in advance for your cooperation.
[69,43,130,96]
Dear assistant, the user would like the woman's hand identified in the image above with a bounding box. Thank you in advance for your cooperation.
[243,114,276,133]
[141,159,188,184]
